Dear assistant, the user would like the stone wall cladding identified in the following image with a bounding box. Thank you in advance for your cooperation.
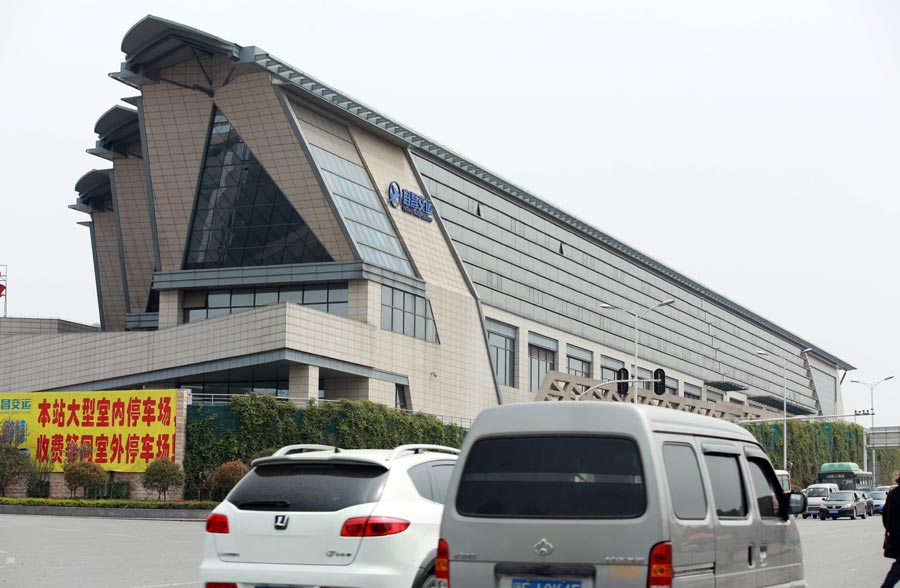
[141,78,213,271]
[113,155,155,314]
[92,210,127,331]
[214,72,355,262]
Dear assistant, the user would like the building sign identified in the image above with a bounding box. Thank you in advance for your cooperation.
[387,181,433,222]
[0,390,178,473]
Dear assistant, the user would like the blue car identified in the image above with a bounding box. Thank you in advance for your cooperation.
[871,490,888,514]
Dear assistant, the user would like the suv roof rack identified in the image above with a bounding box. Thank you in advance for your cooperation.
[272,444,338,456]
[387,444,460,461]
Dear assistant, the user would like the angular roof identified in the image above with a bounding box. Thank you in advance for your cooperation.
[114,16,854,371]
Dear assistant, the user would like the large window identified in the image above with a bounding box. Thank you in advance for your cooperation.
[663,444,707,519]
[456,436,645,518]
[529,333,557,392]
[684,382,702,400]
[633,366,653,391]
[566,345,593,379]
[601,356,624,382]
[185,108,332,269]
[183,283,348,323]
[704,454,748,518]
[747,458,781,518]
[486,319,516,387]
[665,376,679,396]
[380,285,439,343]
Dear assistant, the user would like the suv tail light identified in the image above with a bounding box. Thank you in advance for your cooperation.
[205,513,230,534]
[436,538,450,588]
[647,541,672,587]
[340,516,410,537]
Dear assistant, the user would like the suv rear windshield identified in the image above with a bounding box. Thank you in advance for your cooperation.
[228,462,388,512]
[806,487,831,497]
[456,436,645,518]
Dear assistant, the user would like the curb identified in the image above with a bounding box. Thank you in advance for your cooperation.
[0,505,210,520]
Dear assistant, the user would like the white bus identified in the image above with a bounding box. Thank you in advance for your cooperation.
[775,469,791,492]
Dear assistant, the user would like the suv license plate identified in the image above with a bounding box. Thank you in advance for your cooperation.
[512,580,583,588]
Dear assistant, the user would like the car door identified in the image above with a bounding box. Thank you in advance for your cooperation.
[743,447,803,587]
[700,441,762,588]
[659,434,715,588]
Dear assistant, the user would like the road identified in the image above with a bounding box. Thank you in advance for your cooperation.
[0,513,893,587]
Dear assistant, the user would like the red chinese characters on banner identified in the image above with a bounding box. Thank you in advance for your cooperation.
[28,391,177,472]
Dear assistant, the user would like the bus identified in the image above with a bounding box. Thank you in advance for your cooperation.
[774,469,791,492]
[817,462,873,490]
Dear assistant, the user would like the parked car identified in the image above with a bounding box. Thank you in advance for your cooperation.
[802,483,839,519]
[819,490,868,520]
[871,490,888,514]
[438,402,807,588]
[199,443,459,588]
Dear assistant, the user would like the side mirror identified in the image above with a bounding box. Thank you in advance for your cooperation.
[783,491,807,519]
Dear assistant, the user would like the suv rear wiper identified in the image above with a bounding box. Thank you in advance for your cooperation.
[237,499,291,509]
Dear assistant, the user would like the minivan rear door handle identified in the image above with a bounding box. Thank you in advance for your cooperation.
[747,543,756,568]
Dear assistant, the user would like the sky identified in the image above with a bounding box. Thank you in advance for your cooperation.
[0,1,897,424]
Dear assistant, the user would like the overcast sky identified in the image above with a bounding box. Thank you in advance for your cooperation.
[1,1,897,426]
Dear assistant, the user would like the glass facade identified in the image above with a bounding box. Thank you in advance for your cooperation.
[185,108,332,269]
[380,285,439,343]
[411,154,826,413]
[182,283,348,323]
[601,356,625,382]
[290,101,415,277]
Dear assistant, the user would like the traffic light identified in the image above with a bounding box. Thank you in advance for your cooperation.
[616,367,629,395]
[653,369,666,395]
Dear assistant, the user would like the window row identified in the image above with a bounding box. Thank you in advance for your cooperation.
[183,283,349,323]
[485,319,713,400]
[380,285,439,343]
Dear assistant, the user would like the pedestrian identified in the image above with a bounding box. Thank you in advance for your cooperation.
[881,478,900,587]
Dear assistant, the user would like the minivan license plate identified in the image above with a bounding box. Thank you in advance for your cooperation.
[512,579,582,588]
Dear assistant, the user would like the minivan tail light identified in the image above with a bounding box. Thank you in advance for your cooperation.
[205,583,237,588]
[647,541,672,587]
[436,538,450,588]
[205,513,230,534]
[340,516,410,537]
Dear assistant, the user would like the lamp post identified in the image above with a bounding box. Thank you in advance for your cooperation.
[756,348,812,472]
[600,299,675,403]
[850,376,894,478]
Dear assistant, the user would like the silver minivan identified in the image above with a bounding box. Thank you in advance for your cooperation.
[437,401,807,588]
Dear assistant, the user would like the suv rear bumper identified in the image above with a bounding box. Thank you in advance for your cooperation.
[199,560,415,588]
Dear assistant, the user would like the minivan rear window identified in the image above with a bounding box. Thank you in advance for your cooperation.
[456,436,645,518]
[227,463,388,512]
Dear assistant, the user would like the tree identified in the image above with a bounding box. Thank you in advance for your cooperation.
[0,420,30,496]
[63,461,108,498]
[211,460,249,500]
[142,458,185,501]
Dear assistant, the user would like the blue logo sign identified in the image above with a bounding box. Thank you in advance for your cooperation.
[386,181,433,222]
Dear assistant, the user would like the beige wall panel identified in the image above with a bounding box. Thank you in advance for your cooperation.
[92,211,127,331]
[350,129,469,295]
[113,157,154,313]
[213,72,354,262]
[0,295,498,423]
[141,81,213,271]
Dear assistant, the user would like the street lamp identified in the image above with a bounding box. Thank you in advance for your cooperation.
[850,376,894,477]
[600,299,675,403]
[756,348,812,472]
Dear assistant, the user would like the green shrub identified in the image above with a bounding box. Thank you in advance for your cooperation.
[63,461,108,498]
[142,459,185,501]
[211,460,249,500]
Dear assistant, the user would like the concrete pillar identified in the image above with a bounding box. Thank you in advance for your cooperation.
[289,364,319,403]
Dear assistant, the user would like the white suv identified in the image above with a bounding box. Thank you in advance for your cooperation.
[199,443,458,588]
